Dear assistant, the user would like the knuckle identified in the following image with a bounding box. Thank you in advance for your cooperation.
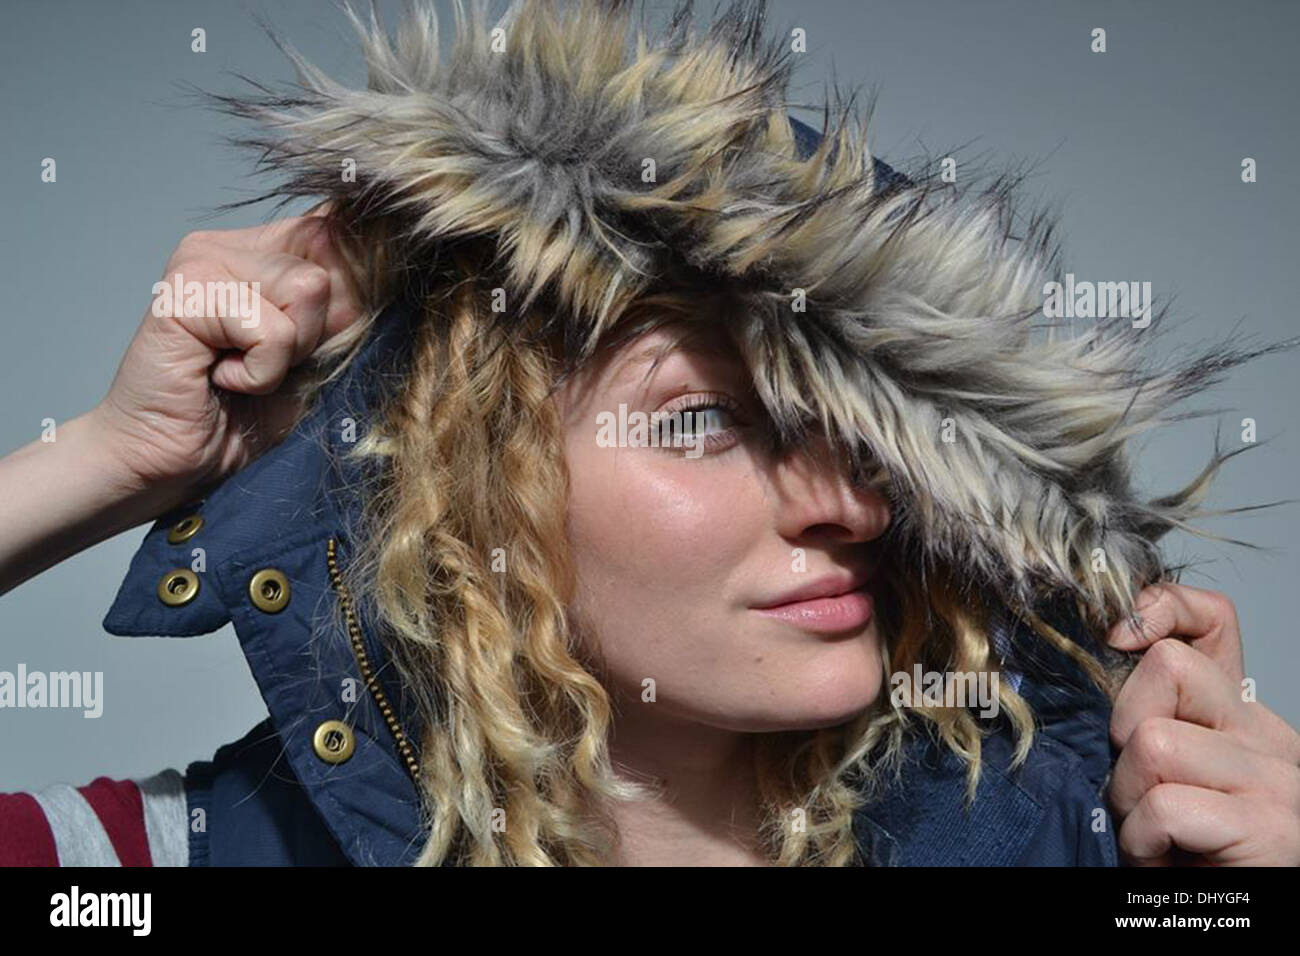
[1142,634,1191,681]
[288,264,331,303]
[1205,589,1238,624]
[176,229,214,253]
[165,242,201,271]
[1142,782,1181,824]
[267,313,298,348]
[1129,717,1178,772]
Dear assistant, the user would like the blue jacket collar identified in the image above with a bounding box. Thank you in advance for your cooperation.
[103,296,429,866]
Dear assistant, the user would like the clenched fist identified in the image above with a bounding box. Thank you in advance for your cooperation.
[91,206,363,514]
[1106,583,1300,865]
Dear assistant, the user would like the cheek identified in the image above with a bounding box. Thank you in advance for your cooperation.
[567,445,756,607]
[564,443,757,671]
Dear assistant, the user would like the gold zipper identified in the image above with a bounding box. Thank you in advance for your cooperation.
[326,537,421,783]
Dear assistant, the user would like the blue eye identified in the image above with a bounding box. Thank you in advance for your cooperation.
[659,405,732,442]
[654,393,749,454]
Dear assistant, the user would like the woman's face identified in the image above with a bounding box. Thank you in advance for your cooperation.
[555,321,893,733]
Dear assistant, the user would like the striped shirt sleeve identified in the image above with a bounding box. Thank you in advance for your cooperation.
[0,769,189,866]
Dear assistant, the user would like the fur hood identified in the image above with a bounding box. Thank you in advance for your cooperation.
[210,0,1287,629]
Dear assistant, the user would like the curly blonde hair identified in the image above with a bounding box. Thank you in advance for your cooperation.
[262,209,1132,867]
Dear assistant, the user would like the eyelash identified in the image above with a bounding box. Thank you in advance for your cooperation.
[657,391,748,454]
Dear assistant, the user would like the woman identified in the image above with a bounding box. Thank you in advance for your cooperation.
[2,0,1298,866]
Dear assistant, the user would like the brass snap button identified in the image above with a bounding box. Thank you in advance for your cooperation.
[248,568,291,613]
[312,720,356,764]
[157,568,200,606]
[166,514,204,544]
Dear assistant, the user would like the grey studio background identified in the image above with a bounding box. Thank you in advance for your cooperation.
[1,0,1297,790]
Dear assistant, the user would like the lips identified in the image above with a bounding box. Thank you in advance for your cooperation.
[751,571,873,610]
[750,570,876,635]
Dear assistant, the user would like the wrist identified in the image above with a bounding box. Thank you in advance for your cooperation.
[79,404,150,502]
[79,403,204,525]
[0,408,178,595]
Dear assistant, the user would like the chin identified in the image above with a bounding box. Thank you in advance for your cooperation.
[772,696,881,732]
[784,658,884,729]
[714,669,884,733]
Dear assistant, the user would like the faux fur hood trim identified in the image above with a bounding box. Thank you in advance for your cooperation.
[207,0,1291,628]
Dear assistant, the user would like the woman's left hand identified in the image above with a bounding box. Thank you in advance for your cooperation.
[1105,583,1300,865]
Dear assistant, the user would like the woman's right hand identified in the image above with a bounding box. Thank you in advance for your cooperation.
[90,207,364,511]
[0,206,365,596]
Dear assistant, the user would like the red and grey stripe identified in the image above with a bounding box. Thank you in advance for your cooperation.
[0,769,188,866]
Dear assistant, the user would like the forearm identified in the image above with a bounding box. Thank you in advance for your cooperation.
[0,407,163,596]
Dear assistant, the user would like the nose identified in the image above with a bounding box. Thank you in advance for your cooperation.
[769,433,892,545]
